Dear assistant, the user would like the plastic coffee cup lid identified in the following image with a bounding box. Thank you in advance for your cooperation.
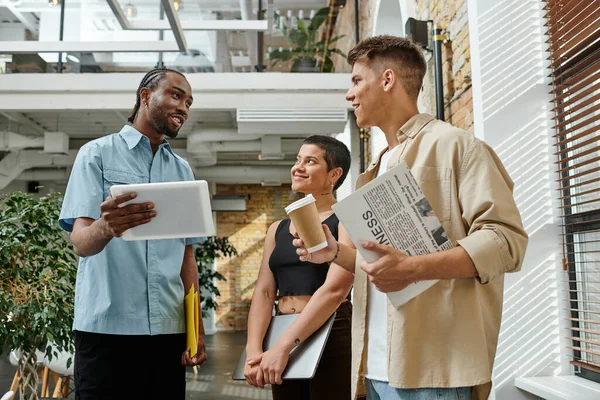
[284,194,316,215]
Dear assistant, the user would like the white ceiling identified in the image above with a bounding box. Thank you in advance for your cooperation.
[0,7,18,22]
[11,110,235,138]
[0,108,325,167]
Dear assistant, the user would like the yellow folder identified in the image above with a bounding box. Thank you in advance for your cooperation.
[185,286,200,358]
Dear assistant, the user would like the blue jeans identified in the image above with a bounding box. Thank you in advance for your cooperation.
[365,379,472,400]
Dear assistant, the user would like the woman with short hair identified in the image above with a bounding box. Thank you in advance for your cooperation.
[244,135,354,400]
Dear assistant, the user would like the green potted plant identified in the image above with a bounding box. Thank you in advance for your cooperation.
[0,191,77,400]
[194,236,237,317]
[270,7,347,72]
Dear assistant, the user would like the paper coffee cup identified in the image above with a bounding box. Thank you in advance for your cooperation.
[284,194,328,253]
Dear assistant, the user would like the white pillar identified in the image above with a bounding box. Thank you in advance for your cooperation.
[468,1,567,398]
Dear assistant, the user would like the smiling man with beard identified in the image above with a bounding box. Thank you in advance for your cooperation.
[58,68,206,400]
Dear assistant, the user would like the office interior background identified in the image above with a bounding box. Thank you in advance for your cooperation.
[1,0,599,399]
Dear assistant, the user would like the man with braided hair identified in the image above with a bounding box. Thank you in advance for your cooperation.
[59,68,206,399]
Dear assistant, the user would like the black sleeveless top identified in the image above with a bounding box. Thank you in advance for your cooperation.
[269,213,350,299]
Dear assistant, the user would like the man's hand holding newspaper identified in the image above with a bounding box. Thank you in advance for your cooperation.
[295,162,456,307]
[294,224,417,294]
[356,241,415,293]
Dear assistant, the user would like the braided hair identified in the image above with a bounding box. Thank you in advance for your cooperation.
[127,67,186,124]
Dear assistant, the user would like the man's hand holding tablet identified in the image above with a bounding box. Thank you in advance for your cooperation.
[100,192,156,238]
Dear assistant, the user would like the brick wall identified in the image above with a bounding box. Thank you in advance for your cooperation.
[215,184,300,331]
[416,0,473,131]
[331,1,376,73]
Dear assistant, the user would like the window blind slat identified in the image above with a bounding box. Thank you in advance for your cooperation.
[571,327,600,335]
[565,266,600,270]
[544,0,585,14]
[565,237,600,244]
[564,260,600,265]
[553,93,600,120]
[560,191,600,208]
[558,186,600,201]
[558,175,600,192]
[555,124,600,145]
[555,135,600,156]
[552,80,600,113]
[561,197,600,210]
[549,24,600,68]
[568,291,600,294]
[552,69,600,101]
[568,318,600,326]
[569,336,600,347]
[556,155,600,174]
[545,0,594,29]
[569,346,600,358]
[566,300,600,305]
[548,16,600,57]
[553,114,600,141]
[551,47,600,85]
[565,250,600,256]
[546,0,596,34]
[552,59,600,91]
[560,214,600,225]
[552,103,600,130]
[556,166,600,183]
[570,360,600,374]
[567,309,600,316]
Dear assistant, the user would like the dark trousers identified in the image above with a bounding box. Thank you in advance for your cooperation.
[74,330,186,400]
[272,301,352,400]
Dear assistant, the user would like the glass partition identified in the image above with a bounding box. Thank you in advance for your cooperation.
[0,0,355,73]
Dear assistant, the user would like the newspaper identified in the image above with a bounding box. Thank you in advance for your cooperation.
[331,161,453,307]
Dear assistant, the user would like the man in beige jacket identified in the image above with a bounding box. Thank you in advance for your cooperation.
[294,35,528,400]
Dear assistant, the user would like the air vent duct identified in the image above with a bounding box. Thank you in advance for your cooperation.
[237,108,348,134]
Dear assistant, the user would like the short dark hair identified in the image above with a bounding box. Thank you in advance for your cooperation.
[302,135,351,191]
[127,67,186,123]
[347,35,426,100]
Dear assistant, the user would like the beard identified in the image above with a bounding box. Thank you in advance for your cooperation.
[149,100,181,138]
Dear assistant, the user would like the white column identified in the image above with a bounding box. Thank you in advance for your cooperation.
[468,1,567,399]
[335,113,361,200]
[203,181,218,335]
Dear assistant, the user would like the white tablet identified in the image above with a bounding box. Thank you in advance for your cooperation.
[109,180,215,241]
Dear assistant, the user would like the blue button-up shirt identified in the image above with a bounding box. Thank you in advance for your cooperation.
[59,125,202,335]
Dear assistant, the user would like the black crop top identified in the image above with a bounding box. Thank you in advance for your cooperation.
[269,213,350,299]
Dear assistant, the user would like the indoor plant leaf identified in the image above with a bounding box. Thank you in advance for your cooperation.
[0,191,76,399]
[307,7,330,34]
[289,29,308,49]
[195,237,236,318]
[270,6,342,73]
[322,55,334,73]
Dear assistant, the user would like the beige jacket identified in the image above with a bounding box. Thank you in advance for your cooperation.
[351,114,528,400]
